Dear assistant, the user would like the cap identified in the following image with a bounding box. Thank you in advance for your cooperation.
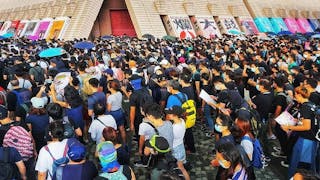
[103,68,114,76]
[178,57,186,63]
[31,97,45,109]
[0,105,8,120]
[68,143,86,161]
[97,141,120,172]
[145,135,170,153]
[149,57,157,63]
[164,105,184,116]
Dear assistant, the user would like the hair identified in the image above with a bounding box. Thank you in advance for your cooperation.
[102,127,120,144]
[216,142,242,180]
[49,121,65,141]
[294,169,320,180]
[94,103,106,116]
[259,79,272,91]
[108,80,120,91]
[144,103,163,119]
[274,75,285,88]
[88,78,99,88]
[201,73,210,81]
[46,103,63,120]
[217,114,233,129]
[29,107,47,116]
[179,69,192,83]
[168,80,180,91]
[306,78,318,89]
[71,77,80,87]
[10,77,19,86]
[168,69,179,79]
[212,76,224,84]
[64,85,83,108]
[78,61,87,72]
[235,118,254,139]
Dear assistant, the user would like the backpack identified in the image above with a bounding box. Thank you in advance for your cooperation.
[0,147,17,180]
[99,165,127,180]
[174,93,196,128]
[242,136,264,169]
[61,117,75,139]
[137,88,154,114]
[45,143,69,178]
[277,92,293,106]
[31,66,45,84]
[12,88,31,106]
[226,89,246,111]
[305,102,320,141]
[3,126,34,161]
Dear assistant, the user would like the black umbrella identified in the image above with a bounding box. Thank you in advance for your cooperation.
[142,34,155,40]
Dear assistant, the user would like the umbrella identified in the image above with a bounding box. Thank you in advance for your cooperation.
[266,32,277,36]
[39,47,66,58]
[101,35,113,40]
[227,29,244,35]
[142,34,155,40]
[277,31,292,36]
[73,41,95,49]
[0,32,14,39]
[311,34,320,39]
[162,35,177,41]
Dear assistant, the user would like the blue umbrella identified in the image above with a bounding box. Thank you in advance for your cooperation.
[73,41,95,49]
[311,34,320,39]
[266,32,277,36]
[0,32,14,39]
[39,48,66,58]
[277,31,292,36]
[101,35,113,40]
[227,29,244,35]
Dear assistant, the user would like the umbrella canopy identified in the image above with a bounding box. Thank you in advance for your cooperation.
[101,35,113,40]
[39,47,66,58]
[266,32,277,36]
[73,41,95,49]
[311,34,320,39]
[277,31,292,36]
[162,35,177,41]
[227,29,244,35]
[142,34,155,40]
[0,32,14,39]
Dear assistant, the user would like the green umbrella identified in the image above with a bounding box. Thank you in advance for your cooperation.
[162,35,177,41]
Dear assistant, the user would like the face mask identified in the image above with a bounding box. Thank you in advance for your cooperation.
[167,87,171,93]
[316,54,320,57]
[251,67,256,73]
[219,160,230,169]
[1,54,7,59]
[29,62,36,67]
[189,53,194,58]
[221,74,225,81]
[256,85,260,91]
[303,54,308,58]
[214,85,221,91]
[215,124,222,132]
[49,65,53,69]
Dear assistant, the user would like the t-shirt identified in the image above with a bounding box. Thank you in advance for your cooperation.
[172,120,186,148]
[7,78,32,91]
[0,121,30,145]
[88,92,106,110]
[35,139,68,180]
[309,92,320,106]
[26,114,50,134]
[181,86,195,101]
[271,92,287,115]
[241,135,253,161]
[252,92,274,120]
[166,92,186,108]
[215,134,235,148]
[53,161,98,180]
[138,120,157,140]
[116,145,130,165]
[129,88,149,121]
[66,105,84,130]
[6,90,18,111]
[88,115,117,144]
[157,121,174,149]
[297,103,317,141]
[107,92,122,111]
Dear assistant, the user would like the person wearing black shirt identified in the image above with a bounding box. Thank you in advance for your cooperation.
[290,66,304,88]
[281,90,319,178]
[304,78,320,106]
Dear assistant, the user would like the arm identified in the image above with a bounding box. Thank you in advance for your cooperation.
[130,106,136,131]
[138,135,145,156]
[15,160,27,180]
[195,81,200,97]
[107,103,112,112]
[129,167,136,180]
[49,85,69,108]
[282,119,311,132]
[36,86,46,98]
[274,105,283,118]
[37,172,47,180]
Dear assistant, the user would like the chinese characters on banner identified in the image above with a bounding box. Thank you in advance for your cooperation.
[284,18,303,33]
[219,16,240,33]
[270,18,289,33]
[168,16,196,39]
[239,18,259,35]
[190,16,221,38]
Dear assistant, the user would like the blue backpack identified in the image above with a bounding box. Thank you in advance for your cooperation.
[44,143,69,178]
[12,88,31,106]
[242,136,264,169]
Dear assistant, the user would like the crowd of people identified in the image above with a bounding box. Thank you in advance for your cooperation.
[0,33,319,180]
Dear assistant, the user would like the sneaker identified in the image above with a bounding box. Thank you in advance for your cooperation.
[134,161,148,168]
[280,160,289,168]
[271,151,286,158]
[273,146,281,152]
[267,134,277,140]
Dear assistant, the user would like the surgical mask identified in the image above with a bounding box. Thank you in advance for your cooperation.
[49,65,53,69]
[256,85,260,91]
[215,124,222,132]
[221,74,225,81]
[189,53,194,58]
[214,85,221,91]
[251,67,256,73]
[303,54,308,58]
[29,62,36,67]
[219,160,230,169]
[1,54,7,59]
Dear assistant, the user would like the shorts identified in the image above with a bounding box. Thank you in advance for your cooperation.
[109,109,125,126]
[172,143,186,163]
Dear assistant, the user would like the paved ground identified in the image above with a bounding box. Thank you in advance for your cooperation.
[128,123,288,180]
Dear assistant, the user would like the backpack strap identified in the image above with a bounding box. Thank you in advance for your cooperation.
[146,122,159,135]
[95,117,108,127]
[242,135,253,142]
[174,93,187,104]
[44,146,56,161]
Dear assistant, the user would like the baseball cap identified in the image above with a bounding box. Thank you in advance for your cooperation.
[164,105,184,116]
[68,143,86,161]
[97,141,120,172]
[103,68,114,76]
[145,135,170,153]
[159,59,169,65]
[31,97,45,109]
[0,105,8,120]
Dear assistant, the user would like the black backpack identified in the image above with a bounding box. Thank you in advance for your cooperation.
[0,147,18,180]
[137,88,154,112]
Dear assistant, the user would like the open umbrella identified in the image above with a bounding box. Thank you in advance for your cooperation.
[39,47,66,58]
[311,34,320,39]
[101,35,113,40]
[266,32,277,36]
[0,32,14,39]
[142,34,155,40]
[277,31,292,36]
[73,41,95,49]
[162,35,177,41]
[227,29,244,35]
